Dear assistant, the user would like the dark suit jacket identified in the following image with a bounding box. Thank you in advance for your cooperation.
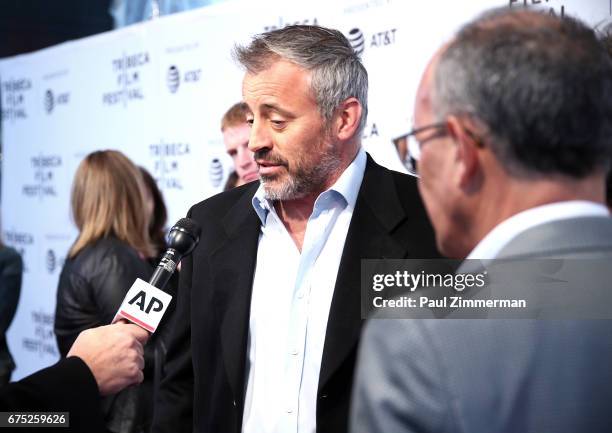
[153,156,440,433]
[0,357,106,433]
[55,236,155,433]
[0,246,22,384]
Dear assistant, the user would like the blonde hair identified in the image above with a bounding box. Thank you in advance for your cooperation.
[69,150,155,259]
[221,102,249,132]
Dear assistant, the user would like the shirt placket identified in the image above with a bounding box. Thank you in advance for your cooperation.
[278,195,337,433]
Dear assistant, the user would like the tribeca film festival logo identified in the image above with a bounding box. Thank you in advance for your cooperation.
[4,230,34,273]
[44,89,70,114]
[102,51,150,106]
[1,77,31,121]
[149,140,191,190]
[22,154,62,199]
[24,310,58,358]
[263,15,319,32]
[346,27,397,57]
[166,65,202,94]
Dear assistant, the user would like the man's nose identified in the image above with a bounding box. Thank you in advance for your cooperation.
[248,120,272,154]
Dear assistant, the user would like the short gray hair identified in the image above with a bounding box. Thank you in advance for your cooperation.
[433,8,612,178]
[234,25,368,134]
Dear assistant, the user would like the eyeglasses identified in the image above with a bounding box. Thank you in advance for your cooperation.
[404,122,448,177]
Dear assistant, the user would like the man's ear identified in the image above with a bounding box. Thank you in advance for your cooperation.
[446,115,483,190]
[334,97,362,141]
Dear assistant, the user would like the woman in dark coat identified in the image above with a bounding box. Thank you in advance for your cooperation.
[55,150,156,433]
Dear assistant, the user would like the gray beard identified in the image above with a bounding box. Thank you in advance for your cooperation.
[262,149,342,201]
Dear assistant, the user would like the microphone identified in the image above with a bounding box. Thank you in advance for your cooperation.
[149,217,201,290]
[113,217,201,332]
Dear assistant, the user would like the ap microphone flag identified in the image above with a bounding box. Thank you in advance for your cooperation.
[113,217,201,333]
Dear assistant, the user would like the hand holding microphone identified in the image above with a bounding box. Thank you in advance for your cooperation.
[67,322,149,396]
[113,218,201,333]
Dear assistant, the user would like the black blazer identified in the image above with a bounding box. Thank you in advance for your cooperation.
[153,155,440,433]
[0,246,22,384]
[55,236,155,433]
[0,357,106,433]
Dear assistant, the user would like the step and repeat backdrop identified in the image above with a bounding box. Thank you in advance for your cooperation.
[1,0,609,379]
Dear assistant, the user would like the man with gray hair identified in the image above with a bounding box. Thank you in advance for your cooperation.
[351,8,612,433]
[153,25,439,433]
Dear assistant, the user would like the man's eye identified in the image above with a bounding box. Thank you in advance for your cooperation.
[246,118,254,126]
[271,120,286,128]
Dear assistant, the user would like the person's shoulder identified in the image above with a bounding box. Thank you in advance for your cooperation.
[499,216,612,259]
[0,245,23,273]
[188,181,259,220]
[79,236,129,257]
[385,166,419,192]
[70,237,143,274]
[365,155,419,193]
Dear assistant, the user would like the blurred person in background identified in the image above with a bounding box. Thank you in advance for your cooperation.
[55,150,156,433]
[0,234,23,386]
[139,166,169,259]
[222,102,258,188]
[224,170,240,191]
[138,166,179,408]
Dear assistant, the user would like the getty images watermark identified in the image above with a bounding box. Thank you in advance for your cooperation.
[361,259,612,319]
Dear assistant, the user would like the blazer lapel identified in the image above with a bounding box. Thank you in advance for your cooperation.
[318,157,409,390]
[209,184,261,412]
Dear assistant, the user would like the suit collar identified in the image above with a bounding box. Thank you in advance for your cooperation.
[221,182,261,239]
[318,156,409,390]
[357,155,408,234]
[497,216,612,259]
[210,182,261,415]
[468,201,609,260]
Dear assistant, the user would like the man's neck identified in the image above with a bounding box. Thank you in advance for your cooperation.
[464,174,606,257]
[274,193,318,252]
[273,144,360,251]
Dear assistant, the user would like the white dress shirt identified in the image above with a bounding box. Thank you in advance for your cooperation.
[242,148,367,433]
[467,200,610,259]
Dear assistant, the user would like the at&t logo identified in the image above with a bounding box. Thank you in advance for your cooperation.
[348,28,365,56]
[46,249,56,273]
[209,158,224,188]
[167,65,180,93]
[166,65,201,94]
[44,89,69,114]
[44,90,54,113]
[346,27,397,56]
